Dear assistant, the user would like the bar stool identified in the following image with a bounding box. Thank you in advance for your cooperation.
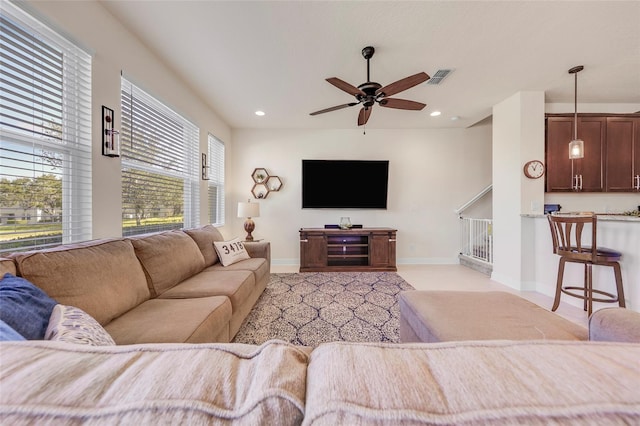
[547,212,625,316]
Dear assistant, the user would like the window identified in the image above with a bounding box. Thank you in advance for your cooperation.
[0,2,92,254]
[208,133,225,226]
[121,77,199,236]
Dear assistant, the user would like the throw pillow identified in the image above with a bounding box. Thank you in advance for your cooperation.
[0,273,57,340]
[45,304,116,346]
[0,319,25,341]
[213,238,251,267]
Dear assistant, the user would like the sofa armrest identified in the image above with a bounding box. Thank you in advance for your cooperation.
[589,308,640,343]
[244,241,270,264]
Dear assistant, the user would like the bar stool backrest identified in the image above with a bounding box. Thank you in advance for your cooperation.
[547,212,597,263]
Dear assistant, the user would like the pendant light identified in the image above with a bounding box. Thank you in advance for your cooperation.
[568,65,584,159]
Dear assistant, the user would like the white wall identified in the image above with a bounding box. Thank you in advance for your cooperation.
[492,92,545,290]
[229,125,492,265]
[25,0,232,239]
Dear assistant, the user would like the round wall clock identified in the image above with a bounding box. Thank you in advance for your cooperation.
[523,160,545,179]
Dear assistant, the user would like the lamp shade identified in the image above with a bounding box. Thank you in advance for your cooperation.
[569,139,584,159]
[238,202,260,218]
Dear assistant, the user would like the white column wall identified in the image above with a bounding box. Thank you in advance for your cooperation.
[492,92,545,290]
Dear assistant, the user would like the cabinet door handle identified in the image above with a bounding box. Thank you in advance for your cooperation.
[389,239,397,242]
[579,174,583,190]
[300,239,308,243]
[635,175,640,190]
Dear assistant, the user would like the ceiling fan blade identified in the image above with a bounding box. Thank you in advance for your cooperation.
[378,98,426,111]
[357,107,372,126]
[376,72,430,97]
[310,102,359,116]
[326,77,365,96]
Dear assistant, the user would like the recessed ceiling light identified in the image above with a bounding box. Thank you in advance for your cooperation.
[255,110,265,116]
[450,116,460,121]
[430,111,441,117]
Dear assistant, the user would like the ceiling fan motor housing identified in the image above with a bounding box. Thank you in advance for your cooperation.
[357,82,382,107]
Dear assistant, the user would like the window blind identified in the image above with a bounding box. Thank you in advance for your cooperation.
[0,2,92,254]
[208,133,225,226]
[121,77,199,236]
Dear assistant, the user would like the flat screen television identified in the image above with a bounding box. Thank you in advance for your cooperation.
[302,160,389,209]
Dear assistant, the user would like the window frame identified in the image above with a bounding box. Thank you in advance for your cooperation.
[120,77,200,236]
[207,133,225,226]
[0,1,92,254]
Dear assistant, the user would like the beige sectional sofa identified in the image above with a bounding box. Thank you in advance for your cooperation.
[1,225,270,344]
[1,323,639,424]
[1,234,640,424]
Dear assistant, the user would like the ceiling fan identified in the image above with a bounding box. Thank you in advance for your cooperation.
[310,46,430,126]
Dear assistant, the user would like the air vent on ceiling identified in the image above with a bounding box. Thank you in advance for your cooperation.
[426,69,453,85]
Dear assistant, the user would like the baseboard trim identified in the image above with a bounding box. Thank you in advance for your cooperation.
[397,257,459,265]
[271,258,460,266]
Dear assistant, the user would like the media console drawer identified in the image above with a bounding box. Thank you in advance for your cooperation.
[299,227,397,272]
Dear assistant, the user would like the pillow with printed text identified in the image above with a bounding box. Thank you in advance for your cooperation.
[213,238,251,266]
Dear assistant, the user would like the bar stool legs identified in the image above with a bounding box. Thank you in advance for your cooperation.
[551,259,625,317]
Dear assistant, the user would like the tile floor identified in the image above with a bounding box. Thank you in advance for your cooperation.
[271,263,589,328]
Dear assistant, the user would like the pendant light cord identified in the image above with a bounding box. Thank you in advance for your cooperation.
[574,70,578,140]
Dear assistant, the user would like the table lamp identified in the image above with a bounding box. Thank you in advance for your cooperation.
[238,200,260,241]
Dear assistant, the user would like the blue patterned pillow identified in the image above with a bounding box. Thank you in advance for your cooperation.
[0,319,25,341]
[0,273,57,340]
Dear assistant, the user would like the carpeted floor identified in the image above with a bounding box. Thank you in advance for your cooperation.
[233,272,415,346]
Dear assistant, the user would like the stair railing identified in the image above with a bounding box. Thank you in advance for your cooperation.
[456,184,493,265]
[460,218,493,264]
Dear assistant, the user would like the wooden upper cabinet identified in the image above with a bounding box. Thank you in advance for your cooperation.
[546,116,605,192]
[606,117,640,192]
[546,117,574,192]
[578,116,605,192]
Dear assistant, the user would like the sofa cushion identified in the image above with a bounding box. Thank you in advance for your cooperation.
[45,304,115,346]
[208,257,269,288]
[0,273,58,340]
[184,225,224,266]
[12,239,150,325]
[305,340,640,425]
[0,340,308,425]
[0,319,25,341]
[158,270,255,314]
[589,307,640,343]
[214,238,251,266]
[0,258,16,276]
[130,231,206,296]
[104,296,232,344]
[399,290,588,342]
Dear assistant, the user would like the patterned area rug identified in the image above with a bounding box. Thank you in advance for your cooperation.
[233,272,415,346]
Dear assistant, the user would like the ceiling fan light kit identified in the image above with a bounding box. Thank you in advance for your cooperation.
[310,46,430,126]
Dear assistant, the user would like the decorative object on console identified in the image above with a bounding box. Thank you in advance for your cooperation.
[568,65,585,160]
[523,160,545,179]
[251,168,283,199]
[238,200,260,241]
[339,217,352,229]
[102,105,120,157]
[201,153,209,180]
